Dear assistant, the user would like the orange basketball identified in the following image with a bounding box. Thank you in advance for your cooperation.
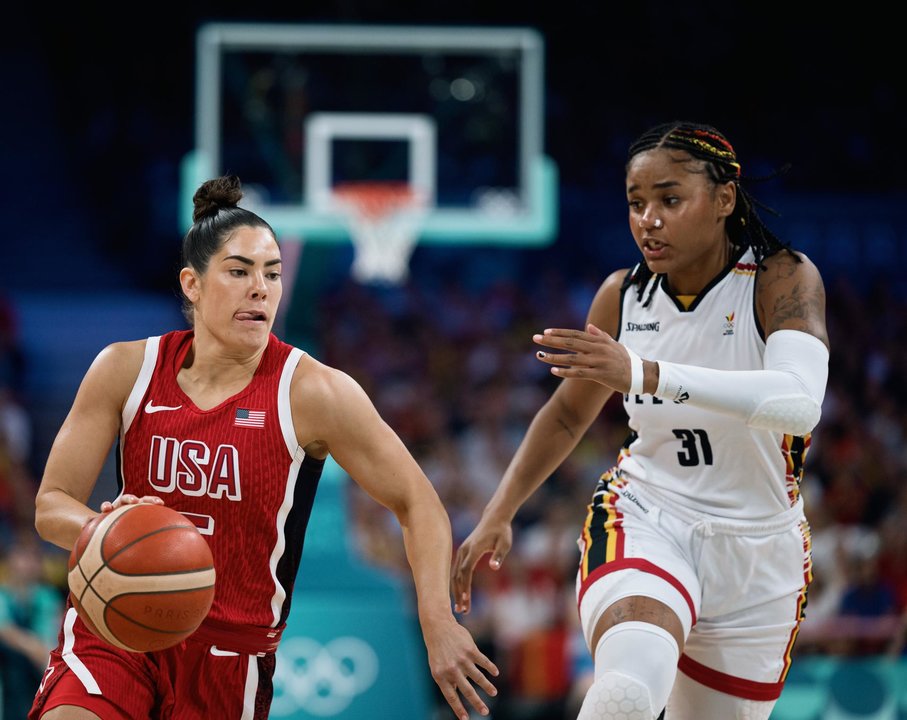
[68,503,216,653]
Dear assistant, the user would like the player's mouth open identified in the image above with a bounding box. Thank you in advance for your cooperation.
[643,240,667,258]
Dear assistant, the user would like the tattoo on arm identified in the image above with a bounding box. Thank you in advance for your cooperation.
[758,254,828,342]
[767,280,826,335]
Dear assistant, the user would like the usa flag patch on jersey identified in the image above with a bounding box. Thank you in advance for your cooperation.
[234,408,266,428]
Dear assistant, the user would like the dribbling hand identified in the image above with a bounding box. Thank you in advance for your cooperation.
[99,494,165,514]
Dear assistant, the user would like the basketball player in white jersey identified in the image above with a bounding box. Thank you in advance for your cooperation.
[452,122,829,719]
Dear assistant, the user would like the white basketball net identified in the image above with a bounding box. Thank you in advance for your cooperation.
[331,183,427,285]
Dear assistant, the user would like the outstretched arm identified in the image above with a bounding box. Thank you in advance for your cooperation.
[450,269,625,614]
[534,251,830,437]
[293,359,498,720]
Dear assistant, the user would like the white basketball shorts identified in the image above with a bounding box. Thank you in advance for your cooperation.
[575,469,812,702]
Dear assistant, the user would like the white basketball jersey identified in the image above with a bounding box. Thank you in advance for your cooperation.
[615,248,810,521]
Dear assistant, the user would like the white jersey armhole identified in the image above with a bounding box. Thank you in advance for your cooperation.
[278,347,307,460]
[122,336,161,434]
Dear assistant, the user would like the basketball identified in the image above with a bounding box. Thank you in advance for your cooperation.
[67,503,216,653]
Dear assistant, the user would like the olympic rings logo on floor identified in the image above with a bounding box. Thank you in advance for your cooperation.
[270,636,380,716]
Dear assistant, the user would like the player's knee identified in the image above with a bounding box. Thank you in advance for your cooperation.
[580,621,680,719]
[577,670,655,719]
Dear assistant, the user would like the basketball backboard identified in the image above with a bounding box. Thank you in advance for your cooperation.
[180,23,558,248]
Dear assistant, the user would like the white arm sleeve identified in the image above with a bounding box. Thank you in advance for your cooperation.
[653,329,829,436]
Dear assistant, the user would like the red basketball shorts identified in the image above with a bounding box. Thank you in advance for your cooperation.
[30,608,276,719]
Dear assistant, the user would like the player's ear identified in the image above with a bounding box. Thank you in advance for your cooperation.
[180,267,200,304]
[716,181,736,220]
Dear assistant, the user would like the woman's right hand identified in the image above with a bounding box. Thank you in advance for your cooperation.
[99,494,165,514]
[451,517,513,614]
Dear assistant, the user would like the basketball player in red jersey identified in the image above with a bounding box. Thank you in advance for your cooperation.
[29,175,498,720]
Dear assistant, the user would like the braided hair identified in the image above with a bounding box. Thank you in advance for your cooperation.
[623,121,797,304]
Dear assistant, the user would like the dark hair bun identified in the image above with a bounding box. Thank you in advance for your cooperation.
[192,175,243,222]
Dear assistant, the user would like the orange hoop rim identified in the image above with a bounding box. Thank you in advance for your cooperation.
[331,181,420,219]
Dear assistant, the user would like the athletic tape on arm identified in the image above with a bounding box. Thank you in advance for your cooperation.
[653,329,828,436]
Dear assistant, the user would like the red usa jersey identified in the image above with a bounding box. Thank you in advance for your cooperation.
[117,330,324,629]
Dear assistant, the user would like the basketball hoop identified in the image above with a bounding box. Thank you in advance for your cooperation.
[330,181,428,285]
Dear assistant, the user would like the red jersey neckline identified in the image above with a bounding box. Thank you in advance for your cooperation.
[167,330,277,414]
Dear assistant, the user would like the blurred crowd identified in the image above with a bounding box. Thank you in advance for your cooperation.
[1,261,906,718]
[0,294,65,719]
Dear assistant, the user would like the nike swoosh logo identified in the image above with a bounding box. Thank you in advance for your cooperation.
[210,645,239,657]
[144,401,183,414]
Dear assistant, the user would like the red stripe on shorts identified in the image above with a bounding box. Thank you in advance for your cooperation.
[678,653,784,701]
[577,557,697,626]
